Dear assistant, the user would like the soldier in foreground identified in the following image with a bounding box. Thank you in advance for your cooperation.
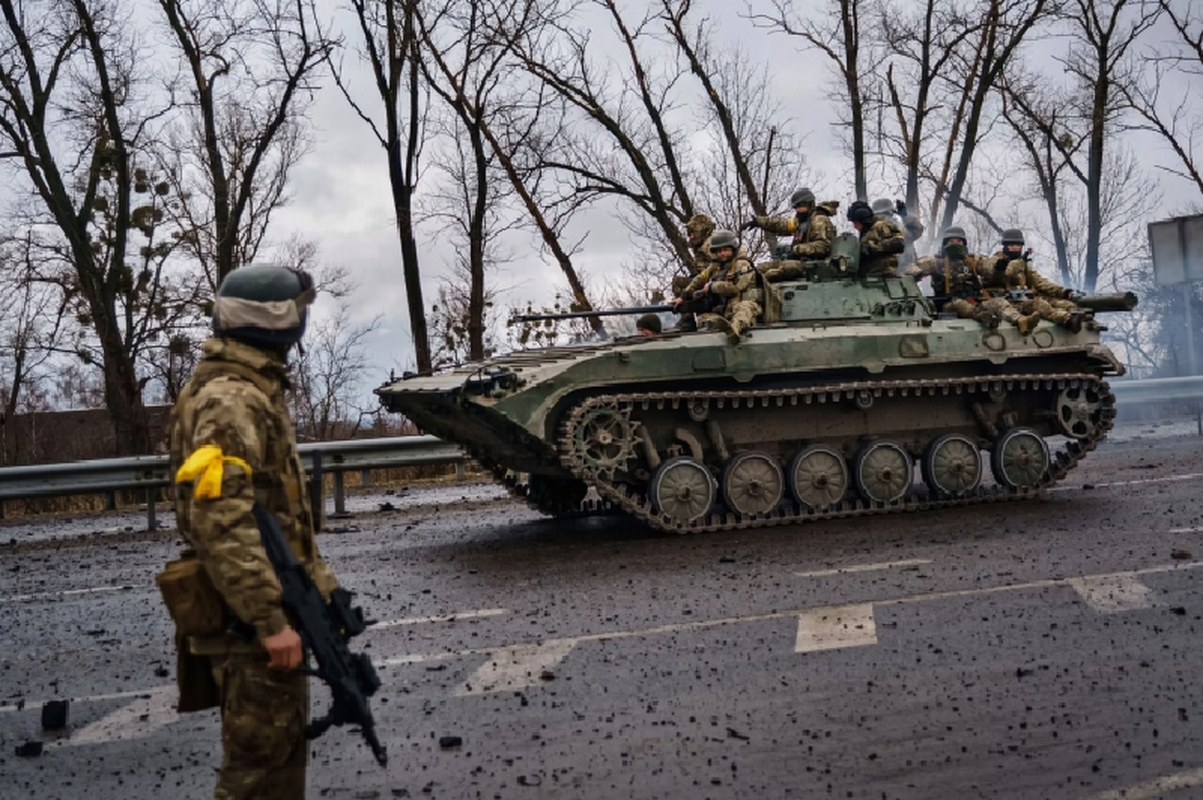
[163,264,343,799]
[989,228,1086,333]
[847,200,906,276]
[743,188,836,281]
[676,229,762,344]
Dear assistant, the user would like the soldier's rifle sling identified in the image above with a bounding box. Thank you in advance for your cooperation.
[251,502,388,767]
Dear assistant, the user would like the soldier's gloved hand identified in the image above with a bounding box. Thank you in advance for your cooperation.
[895,199,907,216]
[1064,289,1075,300]
[692,289,707,301]
[672,297,684,309]
[741,219,758,231]
[262,625,303,671]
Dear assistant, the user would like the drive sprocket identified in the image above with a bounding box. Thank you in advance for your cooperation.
[571,401,638,480]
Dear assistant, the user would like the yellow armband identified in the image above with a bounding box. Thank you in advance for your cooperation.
[175,444,253,499]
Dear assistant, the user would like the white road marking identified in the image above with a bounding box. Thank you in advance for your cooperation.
[1088,768,1203,800]
[1068,574,1155,613]
[0,585,136,604]
[371,608,508,629]
[455,639,578,696]
[795,558,931,578]
[794,604,877,652]
[56,686,178,748]
[0,687,166,714]
[1169,526,1203,534]
[1050,472,1203,492]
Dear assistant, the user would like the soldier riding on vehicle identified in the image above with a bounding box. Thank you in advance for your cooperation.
[847,200,906,277]
[676,228,763,344]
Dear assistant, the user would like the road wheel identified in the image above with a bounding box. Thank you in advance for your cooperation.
[721,452,784,517]
[853,441,913,504]
[649,457,715,525]
[921,434,982,498]
[788,445,849,511]
[990,427,1049,490]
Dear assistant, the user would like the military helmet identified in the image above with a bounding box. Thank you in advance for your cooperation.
[212,264,317,349]
[709,229,739,253]
[847,200,874,224]
[790,188,816,208]
[871,198,894,215]
[685,213,715,237]
[1001,227,1025,246]
[941,225,968,247]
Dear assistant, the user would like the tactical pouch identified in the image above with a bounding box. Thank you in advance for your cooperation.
[155,551,227,638]
[173,630,221,712]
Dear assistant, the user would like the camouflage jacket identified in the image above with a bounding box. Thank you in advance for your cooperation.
[908,253,987,299]
[690,236,716,277]
[170,337,339,640]
[987,251,1070,298]
[858,215,906,273]
[753,203,838,259]
[682,256,760,305]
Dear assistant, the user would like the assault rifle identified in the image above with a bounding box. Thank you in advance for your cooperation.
[250,503,388,767]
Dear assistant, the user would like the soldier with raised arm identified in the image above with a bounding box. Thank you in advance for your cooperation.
[744,188,836,281]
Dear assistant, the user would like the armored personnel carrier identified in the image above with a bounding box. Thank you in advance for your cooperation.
[375,235,1133,534]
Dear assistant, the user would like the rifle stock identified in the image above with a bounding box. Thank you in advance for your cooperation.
[251,503,387,767]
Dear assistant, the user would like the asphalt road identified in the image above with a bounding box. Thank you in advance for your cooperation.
[1,419,1202,799]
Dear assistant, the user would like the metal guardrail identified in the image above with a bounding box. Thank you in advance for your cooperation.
[1,376,1201,532]
[1108,375,1203,404]
[0,435,466,531]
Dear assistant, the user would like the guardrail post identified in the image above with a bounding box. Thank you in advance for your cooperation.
[309,451,324,533]
[333,471,347,516]
[360,469,371,488]
[455,461,466,482]
[105,490,116,511]
[146,487,157,532]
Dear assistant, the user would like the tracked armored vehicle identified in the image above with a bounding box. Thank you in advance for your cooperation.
[376,235,1132,534]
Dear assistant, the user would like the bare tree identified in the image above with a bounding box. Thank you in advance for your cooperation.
[0,0,167,453]
[336,0,434,373]
[289,302,382,442]
[1119,1,1203,196]
[937,0,1052,233]
[747,0,877,200]
[157,0,332,288]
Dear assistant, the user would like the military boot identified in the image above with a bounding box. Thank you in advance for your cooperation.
[1017,314,1041,336]
[1063,310,1084,334]
[974,308,1001,330]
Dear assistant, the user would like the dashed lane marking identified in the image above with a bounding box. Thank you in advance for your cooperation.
[5,561,1200,714]
[371,608,508,629]
[794,603,877,652]
[455,639,578,696]
[55,686,177,748]
[1088,767,1203,799]
[795,559,931,578]
[0,585,136,604]
[1067,574,1154,613]
[1169,526,1203,534]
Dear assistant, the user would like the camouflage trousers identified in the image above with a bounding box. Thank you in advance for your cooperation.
[209,653,309,800]
[1019,296,1075,326]
[699,299,761,338]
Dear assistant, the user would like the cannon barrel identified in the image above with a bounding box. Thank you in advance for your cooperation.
[508,304,675,324]
[1074,292,1138,312]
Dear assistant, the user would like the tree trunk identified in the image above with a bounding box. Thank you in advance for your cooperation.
[388,137,432,374]
[467,126,487,361]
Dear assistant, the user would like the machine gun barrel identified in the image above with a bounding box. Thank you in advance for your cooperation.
[1074,291,1138,312]
[509,304,675,324]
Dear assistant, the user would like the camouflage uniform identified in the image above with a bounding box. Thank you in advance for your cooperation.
[675,214,716,298]
[987,250,1082,332]
[857,215,906,277]
[907,253,1007,328]
[758,202,840,282]
[685,256,762,342]
[170,336,340,800]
